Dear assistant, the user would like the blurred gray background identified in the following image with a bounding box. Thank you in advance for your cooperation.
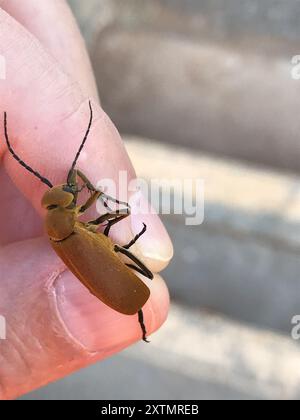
[22,0,300,400]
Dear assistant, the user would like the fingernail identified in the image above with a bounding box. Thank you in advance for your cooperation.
[54,272,168,353]
[131,192,174,271]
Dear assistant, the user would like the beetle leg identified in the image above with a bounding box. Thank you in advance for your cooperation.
[125,263,150,278]
[76,170,131,210]
[78,191,102,214]
[138,309,150,343]
[100,193,131,211]
[103,214,129,236]
[74,169,98,192]
[88,211,128,225]
[123,223,147,250]
[114,245,154,280]
[104,217,126,236]
[74,169,131,212]
[87,211,129,235]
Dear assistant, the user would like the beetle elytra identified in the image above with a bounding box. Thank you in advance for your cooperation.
[3,102,153,342]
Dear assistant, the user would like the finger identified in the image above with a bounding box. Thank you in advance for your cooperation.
[0,0,99,100]
[0,8,173,271]
[0,170,43,246]
[0,0,98,246]
[0,237,169,400]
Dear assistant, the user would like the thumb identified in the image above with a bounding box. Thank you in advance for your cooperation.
[0,237,169,399]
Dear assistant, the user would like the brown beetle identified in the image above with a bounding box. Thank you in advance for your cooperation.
[3,102,153,341]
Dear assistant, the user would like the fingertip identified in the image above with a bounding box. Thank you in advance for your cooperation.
[146,275,170,336]
[55,272,169,354]
[130,213,174,273]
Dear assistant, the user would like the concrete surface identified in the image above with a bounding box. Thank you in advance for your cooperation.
[69,0,300,172]
[69,0,300,49]
[21,305,300,400]
[126,138,300,333]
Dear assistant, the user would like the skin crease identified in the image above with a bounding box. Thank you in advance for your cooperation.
[0,1,173,399]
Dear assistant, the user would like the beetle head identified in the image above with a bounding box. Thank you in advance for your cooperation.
[42,185,75,210]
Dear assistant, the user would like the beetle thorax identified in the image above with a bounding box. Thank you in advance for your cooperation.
[45,207,76,242]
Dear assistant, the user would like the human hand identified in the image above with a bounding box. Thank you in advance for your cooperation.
[0,0,173,399]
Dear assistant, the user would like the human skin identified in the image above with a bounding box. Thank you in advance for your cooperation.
[0,0,173,399]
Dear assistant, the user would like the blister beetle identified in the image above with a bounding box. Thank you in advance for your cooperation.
[3,102,153,341]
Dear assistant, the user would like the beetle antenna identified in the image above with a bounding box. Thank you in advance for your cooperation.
[3,112,53,188]
[69,100,93,174]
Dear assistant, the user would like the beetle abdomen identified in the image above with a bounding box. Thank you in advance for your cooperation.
[50,222,151,315]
